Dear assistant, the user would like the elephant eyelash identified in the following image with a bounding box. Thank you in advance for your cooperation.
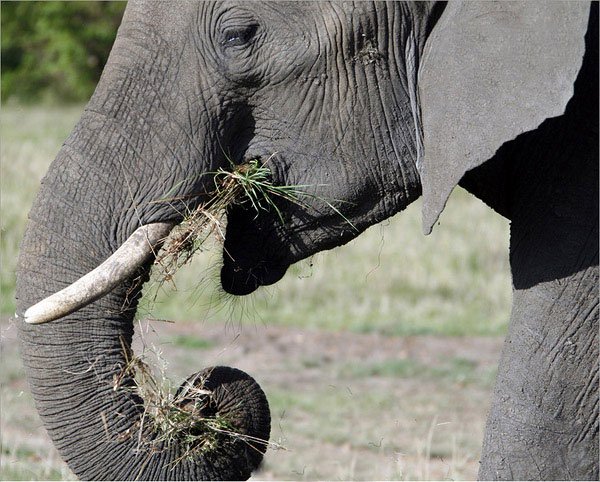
[221,24,259,48]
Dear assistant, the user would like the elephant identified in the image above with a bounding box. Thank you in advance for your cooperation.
[15,1,598,480]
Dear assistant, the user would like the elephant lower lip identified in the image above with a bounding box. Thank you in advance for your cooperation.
[220,263,288,296]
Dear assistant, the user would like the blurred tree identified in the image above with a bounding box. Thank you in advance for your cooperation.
[1,1,126,104]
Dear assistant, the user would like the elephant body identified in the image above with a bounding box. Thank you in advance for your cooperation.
[15,1,598,480]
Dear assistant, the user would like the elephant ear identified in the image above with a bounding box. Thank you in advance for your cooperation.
[417,1,590,234]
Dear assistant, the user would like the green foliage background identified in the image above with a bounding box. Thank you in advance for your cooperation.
[1,1,125,104]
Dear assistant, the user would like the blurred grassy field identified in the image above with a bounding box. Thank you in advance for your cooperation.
[1,105,511,480]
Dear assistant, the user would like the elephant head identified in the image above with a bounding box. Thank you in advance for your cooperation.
[16,1,596,480]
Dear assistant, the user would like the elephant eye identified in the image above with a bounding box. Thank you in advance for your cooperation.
[222,24,259,48]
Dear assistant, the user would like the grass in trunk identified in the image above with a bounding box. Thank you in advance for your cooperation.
[113,339,280,465]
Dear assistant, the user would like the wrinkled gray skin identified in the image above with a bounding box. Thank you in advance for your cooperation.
[16,1,598,480]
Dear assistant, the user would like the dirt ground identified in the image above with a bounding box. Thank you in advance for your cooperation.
[1,317,503,480]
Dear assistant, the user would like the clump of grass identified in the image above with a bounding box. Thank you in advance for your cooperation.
[154,156,353,286]
[213,157,308,224]
[113,341,278,464]
[154,157,305,283]
[113,354,234,460]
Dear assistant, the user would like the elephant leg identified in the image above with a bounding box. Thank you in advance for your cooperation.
[478,132,599,477]
[477,43,598,477]
[462,120,599,480]
[479,263,598,480]
[477,142,598,479]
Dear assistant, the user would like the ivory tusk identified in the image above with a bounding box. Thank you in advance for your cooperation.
[24,222,175,324]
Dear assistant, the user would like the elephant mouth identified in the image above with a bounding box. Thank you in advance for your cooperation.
[219,198,291,295]
[215,150,298,295]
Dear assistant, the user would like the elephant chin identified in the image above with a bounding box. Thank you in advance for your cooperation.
[220,198,291,295]
[220,260,288,295]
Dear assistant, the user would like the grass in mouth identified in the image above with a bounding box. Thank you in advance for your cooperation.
[154,156,354,285]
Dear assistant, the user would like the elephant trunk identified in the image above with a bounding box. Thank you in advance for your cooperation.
[15,115,270,479]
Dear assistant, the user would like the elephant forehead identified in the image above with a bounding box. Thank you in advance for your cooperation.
[123,0,198,39]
